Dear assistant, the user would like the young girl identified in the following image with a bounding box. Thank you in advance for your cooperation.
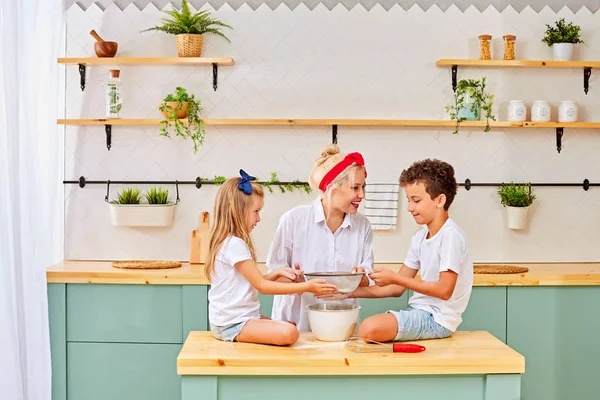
[206,170,338,346]
[266,144,375,331]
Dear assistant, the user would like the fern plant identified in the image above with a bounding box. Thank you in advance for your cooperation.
[445,77,495,135]
[144,187,171,204]
[497,183,536,208]
[142,0,232,41]
[110,187,141,204]
[159,87,206,154]
[542,18,583,46]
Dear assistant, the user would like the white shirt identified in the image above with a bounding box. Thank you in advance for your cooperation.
[208,236,261,327]
[266,198,374,331]
[404,218,473,332]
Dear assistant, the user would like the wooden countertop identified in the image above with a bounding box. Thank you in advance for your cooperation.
[47,260,600,286]
[176,330,525,376]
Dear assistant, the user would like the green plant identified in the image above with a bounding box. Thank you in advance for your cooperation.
[110,187,141,204]
[445,78,495,134]
[142,0,232,41]
[144,187,172,204]
[199,173,312,193]
[497,183,536,207]
[541,18,583,46]
[159,87,206,154]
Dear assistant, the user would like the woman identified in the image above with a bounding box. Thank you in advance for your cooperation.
[266,144,374,331]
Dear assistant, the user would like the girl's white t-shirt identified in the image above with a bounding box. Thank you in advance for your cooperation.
[404,218,473,332]
[208,236,261,327]
[266,199,374,331]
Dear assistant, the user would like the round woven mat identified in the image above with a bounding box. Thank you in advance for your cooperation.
[112,260,182,269]
[474,265,529,274]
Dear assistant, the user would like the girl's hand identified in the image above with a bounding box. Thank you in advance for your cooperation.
[306,279,337,295]
[369,267,397,287]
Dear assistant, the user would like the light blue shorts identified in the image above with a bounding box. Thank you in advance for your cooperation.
[210,320,249,342]
[386,307,453,341]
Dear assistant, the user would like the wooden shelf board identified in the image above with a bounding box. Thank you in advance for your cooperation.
[57,57,234,66]
[436,59,600,68]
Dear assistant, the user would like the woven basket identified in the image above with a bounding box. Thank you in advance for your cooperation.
[112,260,182,269]
[176,34,203,57]
[474,265,529,274]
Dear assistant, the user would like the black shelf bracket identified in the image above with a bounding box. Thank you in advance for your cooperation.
[332,124,338,144]
[212,63,218,91]
[105,125,112,150]
[78,64,86,91]
[556,127,564,153]
[452,65,458,92]
[584,67,592,94]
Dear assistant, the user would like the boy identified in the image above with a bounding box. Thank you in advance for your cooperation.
[352,159,473,342]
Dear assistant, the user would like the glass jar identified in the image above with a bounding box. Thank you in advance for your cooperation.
[531,101,551,122]
[503,35,516,60]
[458,91,481,121]
[106,69,122,118]
[558,101,578,122]
[508,100,526,122]
[479,34,492,60]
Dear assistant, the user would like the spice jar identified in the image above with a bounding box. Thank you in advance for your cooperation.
[479,34,492,60]
[503,35,516,60]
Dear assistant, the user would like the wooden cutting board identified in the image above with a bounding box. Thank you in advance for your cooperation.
[189,212,210,264]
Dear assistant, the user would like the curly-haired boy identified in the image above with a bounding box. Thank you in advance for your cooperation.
[352,159,473,342]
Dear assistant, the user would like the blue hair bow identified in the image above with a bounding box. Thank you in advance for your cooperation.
[238,169,256,195]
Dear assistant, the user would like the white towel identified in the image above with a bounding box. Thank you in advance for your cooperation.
[363,183,400,231]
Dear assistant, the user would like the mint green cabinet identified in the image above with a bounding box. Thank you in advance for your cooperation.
[68,342,181,400]
[48,284,66,400]
[459,287,507,342]
[507,287,600,400]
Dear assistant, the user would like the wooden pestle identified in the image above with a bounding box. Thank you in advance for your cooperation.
[90,30,105,42]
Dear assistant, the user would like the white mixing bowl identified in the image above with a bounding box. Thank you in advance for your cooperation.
[306,303,360,342]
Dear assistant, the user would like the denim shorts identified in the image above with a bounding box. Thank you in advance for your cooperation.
[210,320,249,342]
[386,307,453,341]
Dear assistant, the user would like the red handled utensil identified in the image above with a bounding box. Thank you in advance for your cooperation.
[345,337,426,353]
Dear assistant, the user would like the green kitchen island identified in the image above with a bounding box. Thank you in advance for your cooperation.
[176,330,524,400]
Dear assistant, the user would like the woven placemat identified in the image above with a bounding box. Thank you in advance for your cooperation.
[474,265,529,274]
[112,260,182,269]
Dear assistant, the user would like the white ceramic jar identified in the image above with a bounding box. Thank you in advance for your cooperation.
[531,101,551,122]
[508,100,527,121]
[558,101,578,122]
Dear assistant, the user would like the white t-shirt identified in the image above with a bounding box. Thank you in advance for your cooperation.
[404,218,473,332]
[266,198,374,331]
[208,236,261,327]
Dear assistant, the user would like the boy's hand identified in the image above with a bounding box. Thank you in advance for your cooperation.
[306,279,338,295]
[369,267,398,287]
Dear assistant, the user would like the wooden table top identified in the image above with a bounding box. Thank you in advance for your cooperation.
[47,260,600,286]
[176,331,525,376]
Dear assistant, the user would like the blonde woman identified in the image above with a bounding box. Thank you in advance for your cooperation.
[206,170,337,346]
[266,145,375,331]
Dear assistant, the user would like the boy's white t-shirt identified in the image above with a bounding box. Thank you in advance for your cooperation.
[404,218,473,332]
[208,236,261,327]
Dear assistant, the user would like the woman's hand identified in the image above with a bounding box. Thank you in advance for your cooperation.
[306,279,338,295]
[368,267,398,287]
[277,266,303,282]
[351,266,370,287]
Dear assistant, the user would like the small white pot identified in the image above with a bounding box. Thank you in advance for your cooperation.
[558,101,578,122]
[109,203,176,227]
[507,100,527,122]
[506,206,529,230]
[531,101,551,122]
[552,43,574,61]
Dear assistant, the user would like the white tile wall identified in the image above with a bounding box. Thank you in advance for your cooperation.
[63,3,600,262]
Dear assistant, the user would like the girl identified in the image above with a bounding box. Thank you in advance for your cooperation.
[206,170,337,346]
[266,145,375,331]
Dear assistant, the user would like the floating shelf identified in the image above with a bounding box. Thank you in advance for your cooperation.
[58,57,235,91]
[436,59,595,94]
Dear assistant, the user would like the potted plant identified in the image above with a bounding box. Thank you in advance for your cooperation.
[109,186,176,227]
[445,77,495,134]
[497,182,536,230]
[541,18,584,61]
[142,0,232,57]
[159,87,206,154]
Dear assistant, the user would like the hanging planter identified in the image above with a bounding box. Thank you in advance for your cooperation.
[108,187,177,227]
[445,77,495,135]
[497,183,536,230]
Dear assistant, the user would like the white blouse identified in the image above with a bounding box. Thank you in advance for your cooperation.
[266,198,374,331]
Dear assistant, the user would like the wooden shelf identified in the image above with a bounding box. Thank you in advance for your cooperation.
[436,59,600,68]
[57,57,234,66]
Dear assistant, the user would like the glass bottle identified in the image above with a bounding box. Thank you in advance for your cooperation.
[503,35,516,60]
[106,69,122,118]
[479,34,492,60]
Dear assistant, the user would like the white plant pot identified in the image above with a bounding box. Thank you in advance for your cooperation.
[552,43,574,61]
[109,203,176,227]
[506,206,529,230]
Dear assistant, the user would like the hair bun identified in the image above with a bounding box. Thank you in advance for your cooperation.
[315,144,340,166]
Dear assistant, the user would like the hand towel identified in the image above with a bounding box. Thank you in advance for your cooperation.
[363,183,400,231]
